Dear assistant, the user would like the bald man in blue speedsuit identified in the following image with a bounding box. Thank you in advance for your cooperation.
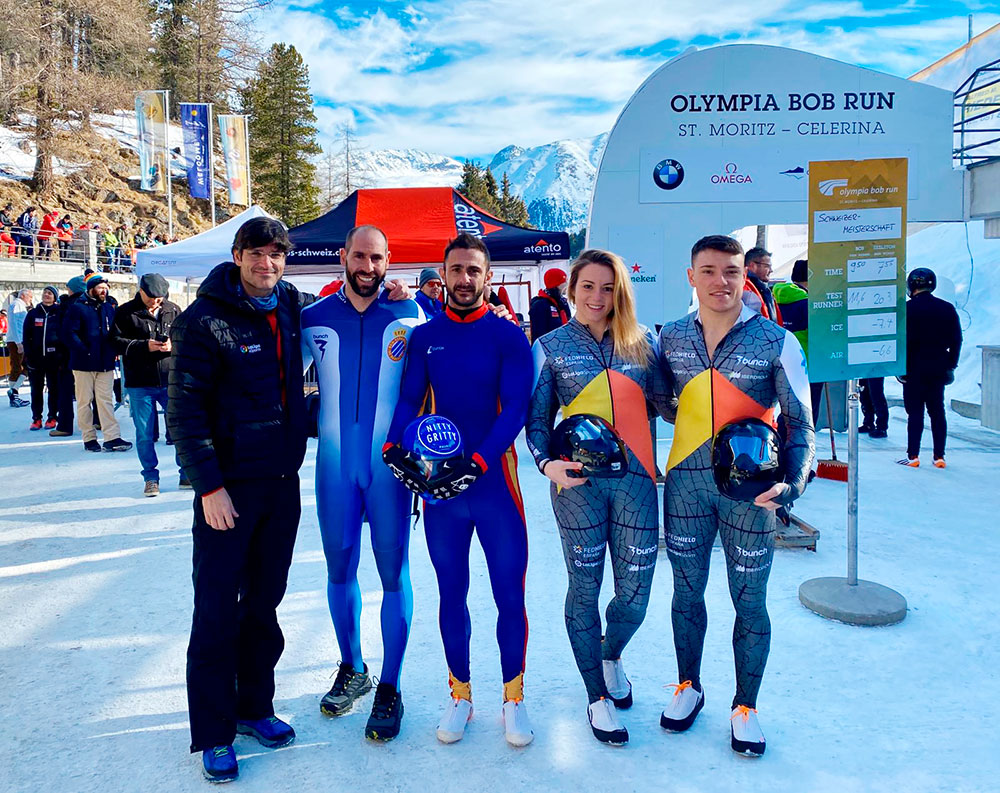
[301,225,423,742]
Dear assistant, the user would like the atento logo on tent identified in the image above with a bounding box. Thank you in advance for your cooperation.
[524,238,562,255]
[454,201,503,238]
[653,159,684,190]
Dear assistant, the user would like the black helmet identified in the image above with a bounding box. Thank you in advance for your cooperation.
[906,267,936,296]
[550,414,628,478]
[712,418,783,502]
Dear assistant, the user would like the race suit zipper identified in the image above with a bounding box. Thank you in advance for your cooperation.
[355,312,364,422]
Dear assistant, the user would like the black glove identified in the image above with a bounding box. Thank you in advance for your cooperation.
[305,392,320,438]
[427,457,485,501]
[943,368,955,386]
[382,443,429,496]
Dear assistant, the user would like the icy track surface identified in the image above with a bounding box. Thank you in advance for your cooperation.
[0,406,997,792]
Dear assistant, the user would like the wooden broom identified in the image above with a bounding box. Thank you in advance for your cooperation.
[816,383,848,481]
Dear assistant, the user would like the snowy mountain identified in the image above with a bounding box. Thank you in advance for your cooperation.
[353,134,607,232]
[349,148,464,190]
[488,134,607,232]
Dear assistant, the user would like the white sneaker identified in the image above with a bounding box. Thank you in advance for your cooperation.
[587,698,628,745]
[436,698,473,744]
[501,700,534,747]
[659,681,704,732]
[602,659,633,708]
[730,706,766,756]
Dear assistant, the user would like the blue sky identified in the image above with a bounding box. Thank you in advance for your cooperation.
[254,0,998,158]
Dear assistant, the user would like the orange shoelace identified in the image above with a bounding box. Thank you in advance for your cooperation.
[666,680,695,697]
[731,705,758,722]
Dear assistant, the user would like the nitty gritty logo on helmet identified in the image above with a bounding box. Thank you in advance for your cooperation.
[629,263,657,284]
[415,416,461,456]
[711,162,753,185]
[653,158,684,190]
[523,238,563,257]
[386,328,407,362]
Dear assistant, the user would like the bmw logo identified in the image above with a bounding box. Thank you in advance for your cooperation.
[653,159,684,190]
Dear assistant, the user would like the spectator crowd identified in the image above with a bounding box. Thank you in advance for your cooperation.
[0,202,177,270]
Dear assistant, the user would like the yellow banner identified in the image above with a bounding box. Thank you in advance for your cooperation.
[218,115,250,206]
[136,91,168,193]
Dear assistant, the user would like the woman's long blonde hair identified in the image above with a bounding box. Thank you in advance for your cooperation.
[567,249,650,366]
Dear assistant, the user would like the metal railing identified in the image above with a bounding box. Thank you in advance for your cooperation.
[0,228,137,272]
[954,57,1000,166]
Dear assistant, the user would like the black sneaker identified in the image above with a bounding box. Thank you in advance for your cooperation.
[84,440,102,452]
[858,423,874,434]
[103,437,133,452]
[868,428,888,439]
[365,683,403,741]
[320,663,372,717]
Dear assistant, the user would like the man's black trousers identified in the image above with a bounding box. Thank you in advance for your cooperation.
[54,366,75,433]
[902,376,947,459]
[859,377,889,431]
[186,475,300,753]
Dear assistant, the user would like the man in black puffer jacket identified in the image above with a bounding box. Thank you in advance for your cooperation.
[167,217,309,781]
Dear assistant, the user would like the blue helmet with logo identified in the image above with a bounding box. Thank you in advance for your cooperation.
[400,415,464,502]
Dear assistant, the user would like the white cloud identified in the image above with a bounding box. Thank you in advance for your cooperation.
[253,1,991,155]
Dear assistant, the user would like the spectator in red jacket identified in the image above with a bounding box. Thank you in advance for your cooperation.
[38,209,60,260]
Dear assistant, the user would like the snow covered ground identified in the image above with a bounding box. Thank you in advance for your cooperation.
[1,397,998,792]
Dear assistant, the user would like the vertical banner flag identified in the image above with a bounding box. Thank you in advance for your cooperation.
[218,114,250,206]
[180,103,211,199]
[135,91,168,192]
[807,158,908,382]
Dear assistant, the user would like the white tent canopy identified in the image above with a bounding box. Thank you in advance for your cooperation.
[135,206,269,280]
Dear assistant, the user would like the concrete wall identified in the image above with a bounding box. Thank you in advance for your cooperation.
[1,259,196,309]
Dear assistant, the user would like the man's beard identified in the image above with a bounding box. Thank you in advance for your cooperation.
[448,282,484,307]
[346,268,384,298]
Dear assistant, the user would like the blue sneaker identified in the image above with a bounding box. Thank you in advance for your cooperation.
[236,715,295,748]
[202,745,238,783]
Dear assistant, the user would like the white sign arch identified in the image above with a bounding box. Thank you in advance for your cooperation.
[588,44,964,325]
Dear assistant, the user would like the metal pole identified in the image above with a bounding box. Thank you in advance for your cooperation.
[847,378,859,586]
[244,115,252,206]
[207,103,216,226]
[164,90,174,239]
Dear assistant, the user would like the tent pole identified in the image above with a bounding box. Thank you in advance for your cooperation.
[208,103,216,227]
[165,90,174,239]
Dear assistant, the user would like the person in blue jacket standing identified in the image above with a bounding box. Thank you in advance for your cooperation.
[62,273,132,452]
[414,267,444,318]
[384,233,535,748]
[301,225,423,741]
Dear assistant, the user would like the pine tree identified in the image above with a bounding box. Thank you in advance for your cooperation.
[457,160,484,202]
[241,43,321,226]
[499,172,530,227]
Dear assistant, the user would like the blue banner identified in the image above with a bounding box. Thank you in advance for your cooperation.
[180,103,211,199]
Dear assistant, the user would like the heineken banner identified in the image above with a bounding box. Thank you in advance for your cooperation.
[218,114,250,206]
[807,157,908,382]
[135,91,168,192]
[180,103,211,200]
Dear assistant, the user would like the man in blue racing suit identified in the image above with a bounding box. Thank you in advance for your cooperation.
[301,225,423,741]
